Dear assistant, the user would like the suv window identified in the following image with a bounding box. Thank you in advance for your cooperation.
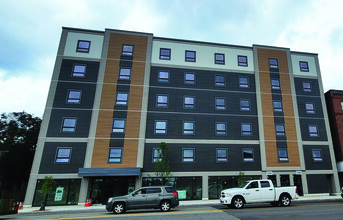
[146,188,162,194]
[165,187,176,193]
[260,181,270,188]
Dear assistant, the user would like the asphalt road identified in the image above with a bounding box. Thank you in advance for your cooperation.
[2,201,343,220]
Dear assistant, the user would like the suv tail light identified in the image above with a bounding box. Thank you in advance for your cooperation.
[296,187,298,194]
[173,192,178,197]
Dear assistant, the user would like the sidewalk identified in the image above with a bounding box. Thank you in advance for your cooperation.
[18,195,342,214]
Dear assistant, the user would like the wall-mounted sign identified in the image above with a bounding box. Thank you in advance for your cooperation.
[55,186,64,201]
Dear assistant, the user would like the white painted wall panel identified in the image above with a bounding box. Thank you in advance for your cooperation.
[291,54,318,77]
[64,32,104,59]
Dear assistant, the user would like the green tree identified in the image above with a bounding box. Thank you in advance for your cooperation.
[237,171,247,186]
[40,176,56,211]
[154,142,172,184]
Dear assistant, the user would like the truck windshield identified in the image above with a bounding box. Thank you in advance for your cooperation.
[238,181,250,188]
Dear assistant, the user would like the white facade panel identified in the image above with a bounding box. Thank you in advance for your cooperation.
[291,54,318,77]
[64,32,104,59]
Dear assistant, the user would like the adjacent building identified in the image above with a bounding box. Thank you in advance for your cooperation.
[24,27,340,206]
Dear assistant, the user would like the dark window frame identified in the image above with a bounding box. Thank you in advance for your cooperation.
[183,96,195,109]
[278,148,289,162]
[159,48,171,60]
[305,102,315,114]
[242,148,254,163]
[241,123,252,136]
[156,94,169,108]
[183,121,195,135]
[55,147,72,164]
[240,99,251,111]
[115,92,129,106]
[215,53,225,65]
[299,61,309,72]
[239,76,249,88]
[153,148,163,163]
[122,44,134,56]
[118,67,132,80]
[271,79,281,90]
[216,148,228,163]
[238,55,248,67]
[216,122,227,136]
[76,40,91,53]
[275,124,286,136]
[302,82,312,92]
[61,117,77,133]
[273,101,283,112]
[112,119,126,133]
[269,58,279,68]
[184,72,196,85]
[312,149,323,162]
[66,89,82,104]
[154,120,167,135]
[215,97,226,110]
[158,70,170,83]
[309,125,319,137]
[215,74,226,87]
[108,147,123,164]
[185,50,196,62]
[182,148,195,163]
[72,64,87,78]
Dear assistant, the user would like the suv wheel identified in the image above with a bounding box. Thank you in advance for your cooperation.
[160,200,171,212]
[113,202,125,214]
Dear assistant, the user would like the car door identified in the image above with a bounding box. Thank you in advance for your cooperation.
[127,188,147,209]
[259,180,275,202]
[244,181,261,202]
[145,187,162,208]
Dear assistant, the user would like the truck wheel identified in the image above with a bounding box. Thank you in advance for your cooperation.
[279,194,291,207]
[113,202,125,214]
[270,201,279,207]
[231,196,244,209]
[160,200,171,212]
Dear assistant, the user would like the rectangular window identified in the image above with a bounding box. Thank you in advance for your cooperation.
[76,40,91,53]
[159,48,171,60]
[67,90,82,104]
[156,95,168,108]
[241,123,252,136]
[183,149,194,162]
[108,148,122,163]
[215,53,225,64]
[312,149,323,162]
[271,79,280,90]
[269,58,278,68]
[239,76,249,88]
[112,119,126,133]
[216,148,228,163]
[119,67,131,80]
[302,82,312,92]
[116,93,129,105]
[273,101,283,112]
[215,97,226,110]
[309,125,319,137]
[185,50,196,62]
[305,103,315,114]
[158,70,169,83]
[238,55,248,66]
[278,149,289,162]
[184,96,195,109]
[341,102,343,111]
[155,121,167,134]
[184,72,195,85]
[122,44,134,56]
[72,64,86,77]
[215,75,225,86]
[153,148,163,163]
[275,124,286,136]
[299,61,309,72]
[61,118,77,133]
[243,148,254,162]
[183,121,195,135]
[55,147,72,163]
[216,122,227,135]
[240,99,250,111]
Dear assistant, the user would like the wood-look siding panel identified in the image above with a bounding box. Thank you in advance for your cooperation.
[95,110,113,138]
[99,84,117,110]
[125,111,141,139]
[91,139,110,168]
[263,116,276,141]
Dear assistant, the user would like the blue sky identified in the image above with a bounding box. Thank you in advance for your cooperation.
[1,0,343,117]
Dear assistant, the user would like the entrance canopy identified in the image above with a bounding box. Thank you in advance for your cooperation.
[78,168,141,177]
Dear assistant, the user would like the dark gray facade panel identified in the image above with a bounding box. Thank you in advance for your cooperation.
[294,77,320,97]
[143,143,261,172]
[296,96,324,118]
[299,118,328,141]
[303,145,332,170]
[39,142,86,174]
[46,109,92,137]
[78,167,141,177]
[58,59,100,83]
[306,174,330,193]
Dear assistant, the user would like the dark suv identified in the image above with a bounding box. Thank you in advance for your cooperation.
[106,186,179,214]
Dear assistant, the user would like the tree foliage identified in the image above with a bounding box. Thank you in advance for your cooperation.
[154,142,172,179]
[40,176,56,211]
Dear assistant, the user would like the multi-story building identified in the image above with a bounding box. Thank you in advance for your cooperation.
[24,27,340,206]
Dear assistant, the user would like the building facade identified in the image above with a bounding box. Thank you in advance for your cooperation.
[24,27,340,206]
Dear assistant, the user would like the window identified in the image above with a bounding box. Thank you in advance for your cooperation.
[153,148,163,163]
[215,97,226,110]
[260,181,270,188]
[215,53,225,64]
[119,67,131,80]
[299,61,309,72]
[241,123,252,136]
[273,101,283,112]
[269,58,278,68]
[240,99,250,111]
[108,148,122,163]
[158,71,169,83]
[55,148,72,163]
[312,149,323,162]
[183,149,194,162]
[183,121,194,135]
[341,102,343,111]
[309,125,319,137]
[278,149,289,162]
[243,148,254,162]
[215,75,225,86]
[112,119,126,133]
[184,72,195,85]
[156,95,168,108]
[116,93,128,105]
[185,50,196,62]
[61,118,77,132]
[305,103,315,114]
[160,48,171,60]
[155,121,167,134]
[122,44,134,56]
[184,96,195,109]
[67,90,82,104]
[302,82,312,92]
[72,64,86,77]
[239,77,249,88]
[216,149,228,163]
[216,122,227,135]
[76,40,91,53]
[271,79,280,90]
[238,55,248,66]
[275,124,285,136]
[146,188,162,194]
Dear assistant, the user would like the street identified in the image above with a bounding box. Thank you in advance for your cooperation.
[3,201,343,220]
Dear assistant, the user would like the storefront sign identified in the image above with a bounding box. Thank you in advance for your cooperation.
[55,187,64,201]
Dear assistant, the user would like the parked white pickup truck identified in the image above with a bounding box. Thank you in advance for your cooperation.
[220,179,299,209]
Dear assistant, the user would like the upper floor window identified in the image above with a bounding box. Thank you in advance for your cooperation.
[122,44,134,56]
[216,122,227,136]
[269,58,278,68]
[184,96,195,109]
[108,148,122,163]
[158,71,169,83]
[159,48,171,60]
[275,124,286,136]
[155,120,167,134]
[239,76,249,88]
[72,64,86,77]
[241,123,252,136]
[215,53,225,65]
[183,121,195,135]
[61,117,77,133]
[299,61,309,72]
[55,147,72,164]
[309,125,319,137]
[119,67,131,80]
[215,75,225,86]
[157,95,168,108]
[112,119,126,133]
[278,149,289,162]
[238,55,248,67]
[242,148,254,162]
[302,82,312,92]
[153,148,163,163]
[67,90,82,104]
[271,79,280,90]
[183,148,195,163]
[273,101,283,112]
[184,72,195,85]
[217,148,228,163]
[115,93,129,105]
[305,103,315,114]
[215,97,226,110]
[240,99,251,111]
[76,40,91,53]
[185,50,196,62]
[312,149,323,162]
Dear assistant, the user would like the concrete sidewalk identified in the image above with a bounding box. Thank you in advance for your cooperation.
[18,195,342,214]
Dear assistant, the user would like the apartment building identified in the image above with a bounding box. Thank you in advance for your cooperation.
[24,27,340,206]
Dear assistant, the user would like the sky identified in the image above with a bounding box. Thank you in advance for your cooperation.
[1,0,343,117]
